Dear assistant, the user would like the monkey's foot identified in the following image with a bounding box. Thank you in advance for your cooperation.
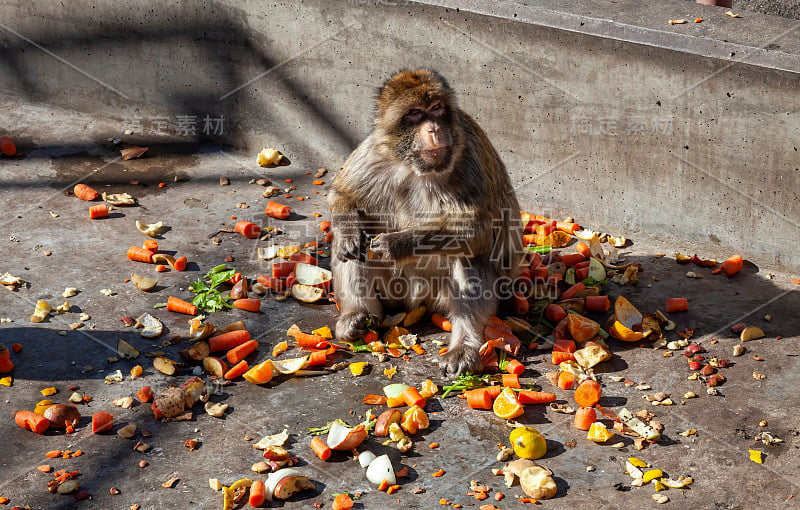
[335,311,379,342]
[440,344,483,378]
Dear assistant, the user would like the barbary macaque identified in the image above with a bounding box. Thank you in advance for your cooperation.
[329,69,523,376]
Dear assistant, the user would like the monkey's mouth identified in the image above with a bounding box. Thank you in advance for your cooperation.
[419,147,449,167]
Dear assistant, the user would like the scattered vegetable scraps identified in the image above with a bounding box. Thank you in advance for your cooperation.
[189,264,236,312]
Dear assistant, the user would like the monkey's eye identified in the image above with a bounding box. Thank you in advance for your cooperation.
[407,109,423,119]
[430,103,443,113]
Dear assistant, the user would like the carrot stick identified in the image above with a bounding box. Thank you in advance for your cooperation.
[574,407,597,430]
[553,339,576,353]
[272,262,295,278]
[233,298,261,312]
[518,267,532,285]
[0,136,16,156]
[504,358,525,375]
[401,386,426,407]
[721,254,743,276]
[167,296,197,315]
[226,339,258,365]
[295,332,329,350]
[517,390,557,405]
[585,295,610,312]
[464,388,495,409]
[127,246,154,263]
[223,359,249,380]
[324,231,334,244]
[512,291,529,315]
[307,350,328,366]
[560,253,585,267]
[545,304,567,323]
[208,330,251,352]
[552,351,576,364]
[556,221,580,234]
[332,493,354,510]
[575,242,591,258]
[575,266,590,281]
[310,436,332,461]
[411,344,426,355]
[249,480,267,507]
[665,297,689,312]
[501,374,521,388]
[73,183,98,201]
[265,200,291,219]
[431,313,453,332]
[319,220,331,233]
[532,265,549,280]
[289,251,318,265]
[557,371,575,390]
[142,239,158,252]
[88,203,108,219]
[560,282,586,300]
[173,256,187,271]
[257,275,287,291]
[15,410,50,434]
[234,220,261,239]
[574,380,602,408]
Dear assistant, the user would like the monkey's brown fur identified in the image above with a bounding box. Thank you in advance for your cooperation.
[329,69,524,376]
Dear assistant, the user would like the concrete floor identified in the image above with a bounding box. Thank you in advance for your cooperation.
[1,105,799,510]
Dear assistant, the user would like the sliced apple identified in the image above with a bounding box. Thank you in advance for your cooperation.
[117,339,140,359]
[294,263,332,291]
[374,409,403,437]
[178,341,210,363]
[268,471,314,502]
[380,312,406,328]
[291,284,324,303]
[131,273,157,291]
[203,356,228,378]
[153,356,181,376]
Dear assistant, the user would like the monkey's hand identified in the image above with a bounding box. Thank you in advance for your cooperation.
[441,343,484,378]
[333,226,364,262]
[368,230,414,262]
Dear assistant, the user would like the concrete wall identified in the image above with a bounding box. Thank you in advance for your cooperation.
[1,0,798,267]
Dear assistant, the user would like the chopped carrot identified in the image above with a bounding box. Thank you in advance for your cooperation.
[429,442,440,448]
[310,436,332,461]
[307,350,328,366]
[504,358,525,375]
[665,297,689,312]
[511,291,529,315]
[431,469,445,477]
[501,374,521,388]
[227,272,243,285]
[432,313,453,332]
[557,371,575,390]
[0,136,17,156]
[411,344,426,355]
[173,256,187,271]
[233,298,261,312]
[574,406,597,430]
[289,252,317,265]
[576,265,590,280]
[312,179,324,185]
[295,332,330,350]
[552,351,576,364]
[234,220,261,239]
[545,304,567,323]
[711,268,723,275]
[249,480,267,507]
[324,231,334,243]
[560,253,585,267]
[285,179,293,183]
[11,343,21,353]
[792,278,800,285]
[401,386,426,407]
[45,450,62,458]
[265,200,291,219]
[167,296,197,315]
[319,220,331,232]
[127,246,154,263]
[155,264,167,272]
[464,387,500,409]
[721,254,743,276]
[37,464,52,472]
[517,390,557,404]
[142,239,158,252]
[556,221,580,234]
[575,242,591,257]
[15,410,50,434]
[137,385,153,403]
[223,359,249,380]
[553,339,576,353]
[561,282,586,300]
[584,295,610,312]
[73,183,98,201]
[272,261,295,278]
[574,379,602,408]
[332,493,354,510]
[226,339,258,365]
[387,485,400,495]
[438,347,448,355]
[88,203,109,219]
[257,275,288,291]
[378,479,390,491]
[208,330,251,352]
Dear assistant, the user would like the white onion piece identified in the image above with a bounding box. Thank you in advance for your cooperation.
[366,454,396,486]
[358,450,377,468]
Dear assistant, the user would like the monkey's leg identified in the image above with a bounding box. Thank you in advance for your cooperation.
[441,260,498,377]
[333,258,385,342]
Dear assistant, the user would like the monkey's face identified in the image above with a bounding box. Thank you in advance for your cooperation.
[396,101,455,175]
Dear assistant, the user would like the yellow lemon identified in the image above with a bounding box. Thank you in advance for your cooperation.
[509,426,547,460]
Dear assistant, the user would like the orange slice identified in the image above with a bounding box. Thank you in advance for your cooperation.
[566,314,601,343]
[493,387,525,420]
